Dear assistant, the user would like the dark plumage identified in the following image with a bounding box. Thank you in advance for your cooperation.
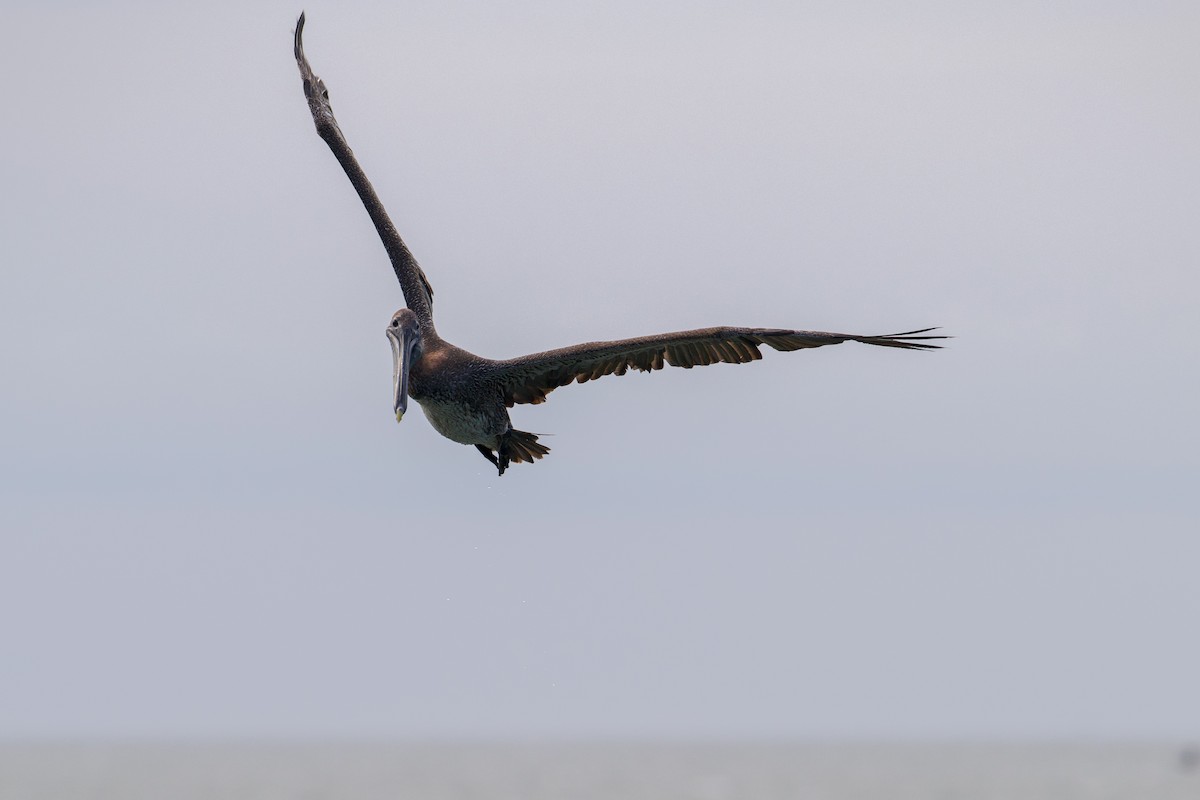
[294,14,946,475]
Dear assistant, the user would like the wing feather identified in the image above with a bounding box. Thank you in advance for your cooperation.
[294,14,435,323]
[495,326,945,407]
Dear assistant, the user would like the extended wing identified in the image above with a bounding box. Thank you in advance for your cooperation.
[294,13,435,323]
[495,326,945,406]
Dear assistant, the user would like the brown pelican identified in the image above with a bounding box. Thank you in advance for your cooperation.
[293,14,946,475]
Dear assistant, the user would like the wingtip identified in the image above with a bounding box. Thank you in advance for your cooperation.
[294,11,307,60]
[888,327,941,336]
[864,327,952,350]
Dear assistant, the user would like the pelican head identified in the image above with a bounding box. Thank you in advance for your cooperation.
[385,308,421,422]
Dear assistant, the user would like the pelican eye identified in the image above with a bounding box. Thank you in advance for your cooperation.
[391,320,400,328]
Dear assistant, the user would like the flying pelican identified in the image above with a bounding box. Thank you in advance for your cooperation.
[293,14,946,475]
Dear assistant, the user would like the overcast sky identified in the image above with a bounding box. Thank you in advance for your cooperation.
[2,1,1198,740]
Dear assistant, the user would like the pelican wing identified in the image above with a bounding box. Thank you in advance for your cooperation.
[495,326,944,406]
[294,14,435,323]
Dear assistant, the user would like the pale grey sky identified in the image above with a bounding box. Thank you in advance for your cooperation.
[2,1,1198,740]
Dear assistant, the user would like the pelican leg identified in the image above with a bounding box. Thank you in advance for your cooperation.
[475,444,504,475]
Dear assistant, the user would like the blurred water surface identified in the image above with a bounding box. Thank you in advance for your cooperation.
[2,741,1198,799]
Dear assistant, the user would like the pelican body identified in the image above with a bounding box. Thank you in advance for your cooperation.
[387,310,549,472]
[295,14,945,475]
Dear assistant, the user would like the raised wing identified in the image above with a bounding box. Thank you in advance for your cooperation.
[294,13,435,324]
[495,327,945,406]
